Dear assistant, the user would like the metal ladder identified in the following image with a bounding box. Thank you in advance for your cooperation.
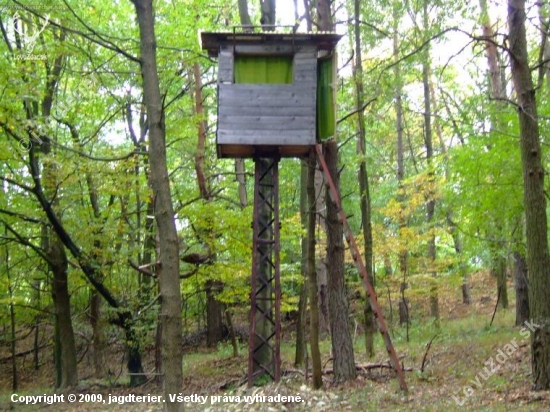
[315,144,408,393]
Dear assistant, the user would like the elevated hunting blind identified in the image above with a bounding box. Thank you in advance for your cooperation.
[200,31,342,158]
[197,29,408,392]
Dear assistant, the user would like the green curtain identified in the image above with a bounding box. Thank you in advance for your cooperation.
[317,58,335,140]
[234,56,293,84]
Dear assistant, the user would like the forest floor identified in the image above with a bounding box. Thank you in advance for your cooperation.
[2,270,550,411]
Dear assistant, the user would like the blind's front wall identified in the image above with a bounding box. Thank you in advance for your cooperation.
[216,44,317,156]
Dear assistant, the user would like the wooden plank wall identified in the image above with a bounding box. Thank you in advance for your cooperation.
[217,45,318,149]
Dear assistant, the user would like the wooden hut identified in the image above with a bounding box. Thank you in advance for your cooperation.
[200,31,342,158]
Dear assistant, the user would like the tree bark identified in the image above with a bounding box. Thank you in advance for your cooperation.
[238,0,253,27]
[4,232,18,391]
[353,0,375,358]
[206,280,224,347]
[260,0,276,26]
[448,218,471,304]
[508,0,550,390]
[422,0,439,322]
[307,152,323,389]
[393,6,410,327]
[41,107,77,391]
[491,251,508,309]
[480,0,505,99]
[537,2,550,90]
[90,289,106,378]
[324,141,356,384]
[318,0,356,384]
[49,234,78,388]
[513,251,529,326]
[132,0,183,408]
[193,62,224,348]
[294,161,308,367]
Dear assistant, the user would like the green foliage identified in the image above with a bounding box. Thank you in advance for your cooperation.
[0,0,548,394]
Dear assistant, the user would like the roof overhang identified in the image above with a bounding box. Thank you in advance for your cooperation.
[200,31,343,57]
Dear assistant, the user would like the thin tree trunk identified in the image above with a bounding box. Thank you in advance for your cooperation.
[10,283,17,391]
[449,218,471,304]
[422,0,439,322]
[260,0,276,26]
[480,0,505,99]
[508,0,550,390]
[235,2,250,207]
[49,236,78,388]
[353,0,375,358]
[431,76,472,306]
[33,281,40,370]
[206,281,224,347]
[238,0,253,27]
[394,7,410,327]
[480,0,510,309]
[193,62,223,348]
[90,289,106,378]
[132,0,183,408]
[513,251,529,326]
[225,308,239,357]
[295,161,308,367]
[537,2,550,90]
[42,136,78,390]
[307,152,323,389]
[4,232,18,391]
[493,252,509,309]
[315,168,329,334]
[34,38,79,389]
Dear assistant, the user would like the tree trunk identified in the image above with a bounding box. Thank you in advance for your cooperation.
[206,281,224,347]
[480,0,505,99]
[307,152,323,389]
[33,280,41,370]
[295,161,308,367]
[132,0,183,408]
[193,62,224,349]
[508,0,550,390]
[42,143,77,389]
[324,141,357,384]
[126,326,146,387]
[4,234,18,391]
[492,252,508,309]
[317,0,356,384]
[315,168,329,334]
[422,0,439,323]
[49,236,78,388]
[537,2,550,90]
[260,0,276,26]
[225,308,239,357]
[448,219,471,304]
[393,6,410,327]
[353,0,375,358]
[90,289,106,378]
[513,251,529,326]
[238,0,253,27]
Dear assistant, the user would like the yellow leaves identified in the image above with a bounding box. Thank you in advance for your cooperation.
[375,170,456,279]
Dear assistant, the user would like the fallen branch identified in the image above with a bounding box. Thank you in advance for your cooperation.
[0,343,51,363]
[324,363,414,374]
[421,332,440,372]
